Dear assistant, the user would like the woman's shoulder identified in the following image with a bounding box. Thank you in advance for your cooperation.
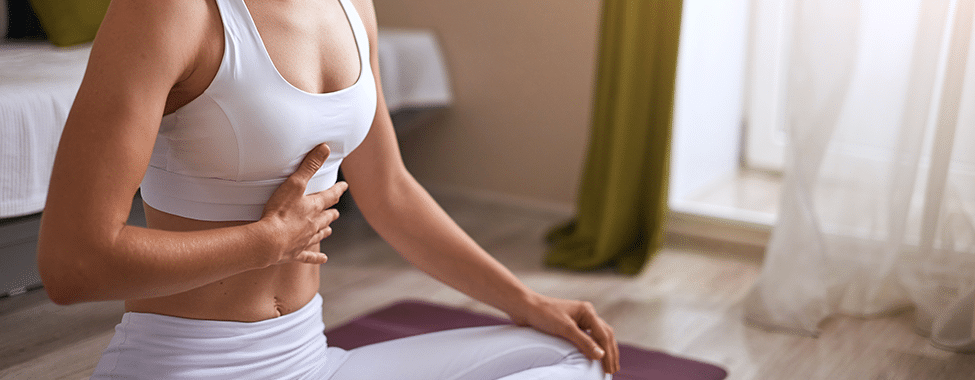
[97,0,219,60]
[92,0,222,88]
[102,0,217,35]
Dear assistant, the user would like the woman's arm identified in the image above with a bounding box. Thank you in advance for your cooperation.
[37,0,341,305]
[341,0,619,373]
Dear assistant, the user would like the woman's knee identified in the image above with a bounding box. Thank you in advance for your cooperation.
[484,326,608,380]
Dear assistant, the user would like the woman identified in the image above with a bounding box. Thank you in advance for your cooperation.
[37,0,620,378]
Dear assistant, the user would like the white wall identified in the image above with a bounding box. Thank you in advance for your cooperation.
[669,0,751,209]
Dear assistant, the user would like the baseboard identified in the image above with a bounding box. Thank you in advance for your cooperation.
[421,182,771,259]
[667,202,772,255]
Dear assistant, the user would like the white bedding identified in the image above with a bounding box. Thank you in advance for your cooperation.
[0,41,91,218]
[377,29,451,114]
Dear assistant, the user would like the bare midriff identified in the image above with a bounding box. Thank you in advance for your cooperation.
[124,203,321,322]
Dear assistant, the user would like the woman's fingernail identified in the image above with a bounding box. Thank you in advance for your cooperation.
[595,347,605,357]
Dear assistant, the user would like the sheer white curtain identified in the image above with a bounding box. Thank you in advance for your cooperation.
[743,0,975,352]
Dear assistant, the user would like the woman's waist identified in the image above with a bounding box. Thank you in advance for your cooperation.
[124,264,321,322]
[122,292,325,339]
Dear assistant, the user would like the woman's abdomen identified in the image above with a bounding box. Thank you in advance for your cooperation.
[123,202,321,322]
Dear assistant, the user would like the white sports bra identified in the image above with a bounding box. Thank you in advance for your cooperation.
[140,0,377,221]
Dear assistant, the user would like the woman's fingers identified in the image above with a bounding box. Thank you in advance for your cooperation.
[310,225,333,243]
[303,192,344,247]
[577,306,619,374]
[321,208,341,226]
[294,249,328,265]
[562,301,620,374]
[314,181,348,210]
[589,319,620,373]
[261,144,352,265]
[287,143,331,190]
[561,319,605,361]
[562,304,606,361]
[518,296,620,374]
[263,144,332,216]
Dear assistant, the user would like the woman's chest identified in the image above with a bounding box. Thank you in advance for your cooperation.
[166,0,363,115]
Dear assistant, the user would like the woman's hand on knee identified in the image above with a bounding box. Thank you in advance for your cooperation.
[512,294,620,374]
[260,143,347,266]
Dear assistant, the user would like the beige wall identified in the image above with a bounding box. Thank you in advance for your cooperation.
[374,0,602,207]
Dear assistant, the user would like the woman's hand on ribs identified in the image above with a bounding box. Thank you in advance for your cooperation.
[510,293,621,374]
[261,143,347,266]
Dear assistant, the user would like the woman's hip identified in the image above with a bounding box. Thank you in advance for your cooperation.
[91,293,331,380]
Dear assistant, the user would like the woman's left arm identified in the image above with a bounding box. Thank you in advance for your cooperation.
[341,0,618,374]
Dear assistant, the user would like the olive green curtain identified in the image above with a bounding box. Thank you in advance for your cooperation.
[546,0,683,275]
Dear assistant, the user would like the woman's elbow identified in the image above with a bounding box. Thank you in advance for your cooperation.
[39,268,84,305]
[43,279,84,306]
[37,239,105,305]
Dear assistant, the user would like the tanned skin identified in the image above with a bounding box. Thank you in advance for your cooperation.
[37,0,619,373]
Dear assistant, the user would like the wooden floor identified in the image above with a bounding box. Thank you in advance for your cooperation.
[1,190,974,379]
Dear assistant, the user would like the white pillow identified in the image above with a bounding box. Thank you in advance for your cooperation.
[0,0,8,39]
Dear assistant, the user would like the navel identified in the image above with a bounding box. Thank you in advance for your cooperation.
[273,296,284,317]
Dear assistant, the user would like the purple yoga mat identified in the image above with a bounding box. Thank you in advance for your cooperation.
[324,300,727,380]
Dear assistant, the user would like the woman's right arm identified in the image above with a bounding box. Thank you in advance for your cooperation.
[37,0,339,305]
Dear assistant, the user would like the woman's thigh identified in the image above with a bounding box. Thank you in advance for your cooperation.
[323,325,608,380]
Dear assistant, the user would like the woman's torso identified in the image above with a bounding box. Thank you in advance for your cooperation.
[125,0,369,322]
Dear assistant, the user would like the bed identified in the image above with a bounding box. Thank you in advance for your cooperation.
[0,41,91,218]
[0,41,91,296]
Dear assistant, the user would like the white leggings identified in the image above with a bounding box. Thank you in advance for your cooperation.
[90,294,610,380]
